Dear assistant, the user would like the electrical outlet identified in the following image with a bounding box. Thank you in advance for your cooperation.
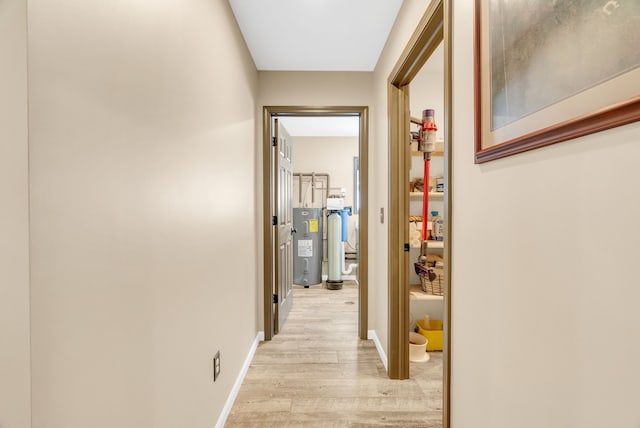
[213,351,221,382]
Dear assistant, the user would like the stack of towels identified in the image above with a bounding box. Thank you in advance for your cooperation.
[409,221,423,248]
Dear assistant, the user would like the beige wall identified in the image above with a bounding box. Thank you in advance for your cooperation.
[27,0,258,426]
[257,72,374,330]
[0,0,31,426]
[258,71,374,107]
[291,136,358,208]
[451,2,640,427]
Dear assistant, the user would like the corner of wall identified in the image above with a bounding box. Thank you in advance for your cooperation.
[0,0,31,426]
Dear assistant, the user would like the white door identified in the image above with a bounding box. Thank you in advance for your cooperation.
[273,119,294,333]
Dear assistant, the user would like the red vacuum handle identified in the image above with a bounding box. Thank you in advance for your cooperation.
[422,157,430,241]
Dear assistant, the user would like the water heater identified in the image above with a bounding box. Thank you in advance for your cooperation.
[292,208,323,287]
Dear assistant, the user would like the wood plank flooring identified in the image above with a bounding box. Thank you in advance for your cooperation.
[225,282,443,427]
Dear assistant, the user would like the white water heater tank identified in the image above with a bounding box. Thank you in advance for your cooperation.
[326,211,343,289]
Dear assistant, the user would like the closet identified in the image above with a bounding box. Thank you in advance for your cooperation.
[407,41,445,352]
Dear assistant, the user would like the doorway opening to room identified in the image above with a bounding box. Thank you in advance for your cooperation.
[262,107,369,342]
[387,0,452,426]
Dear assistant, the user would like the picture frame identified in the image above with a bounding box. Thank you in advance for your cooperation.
[474,0,640,164]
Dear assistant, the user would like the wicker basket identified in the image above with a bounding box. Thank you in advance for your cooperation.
[414,262,444,296]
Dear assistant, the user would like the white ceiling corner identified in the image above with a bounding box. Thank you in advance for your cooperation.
[228,0,404,71]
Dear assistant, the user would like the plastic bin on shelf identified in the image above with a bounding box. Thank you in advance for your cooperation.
[416,318,443,351]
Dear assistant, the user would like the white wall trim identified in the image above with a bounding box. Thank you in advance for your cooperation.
[367,330,387,371]
[215,331,264,428]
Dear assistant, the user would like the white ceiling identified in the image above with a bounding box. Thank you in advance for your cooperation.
[278,116,359,137]
[228,0,404,71]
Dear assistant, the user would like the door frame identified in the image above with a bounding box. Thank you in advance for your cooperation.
[262,106,369,341]
[387,0,452,425]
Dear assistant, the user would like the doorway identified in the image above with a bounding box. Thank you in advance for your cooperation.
[262,106,369,341]
[387,0,452,426]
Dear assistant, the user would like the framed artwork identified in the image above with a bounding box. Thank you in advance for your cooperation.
[475,0,640,163]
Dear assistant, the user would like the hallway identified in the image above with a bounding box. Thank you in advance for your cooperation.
[225,282,443,427]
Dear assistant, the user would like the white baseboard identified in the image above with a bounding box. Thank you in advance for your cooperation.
[215,331,264,428]
[367,330,388,371]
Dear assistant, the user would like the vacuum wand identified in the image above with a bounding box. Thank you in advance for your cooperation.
[418,109,437,265]
[421,152,431,242]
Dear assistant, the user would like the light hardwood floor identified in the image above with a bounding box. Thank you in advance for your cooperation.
[225,281,443,427]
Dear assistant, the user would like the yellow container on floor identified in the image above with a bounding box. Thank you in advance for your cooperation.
[416,319,443,351]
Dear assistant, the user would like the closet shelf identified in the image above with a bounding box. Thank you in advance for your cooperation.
[409,284,444,301]
[409,240,444,249]
[410,191,443,200]
[411,151,443,157]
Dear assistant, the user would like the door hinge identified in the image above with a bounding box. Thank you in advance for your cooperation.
[272,294,278,304]
[404,243,410,252]
[272,137,277,147]
[272,215,277,226]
